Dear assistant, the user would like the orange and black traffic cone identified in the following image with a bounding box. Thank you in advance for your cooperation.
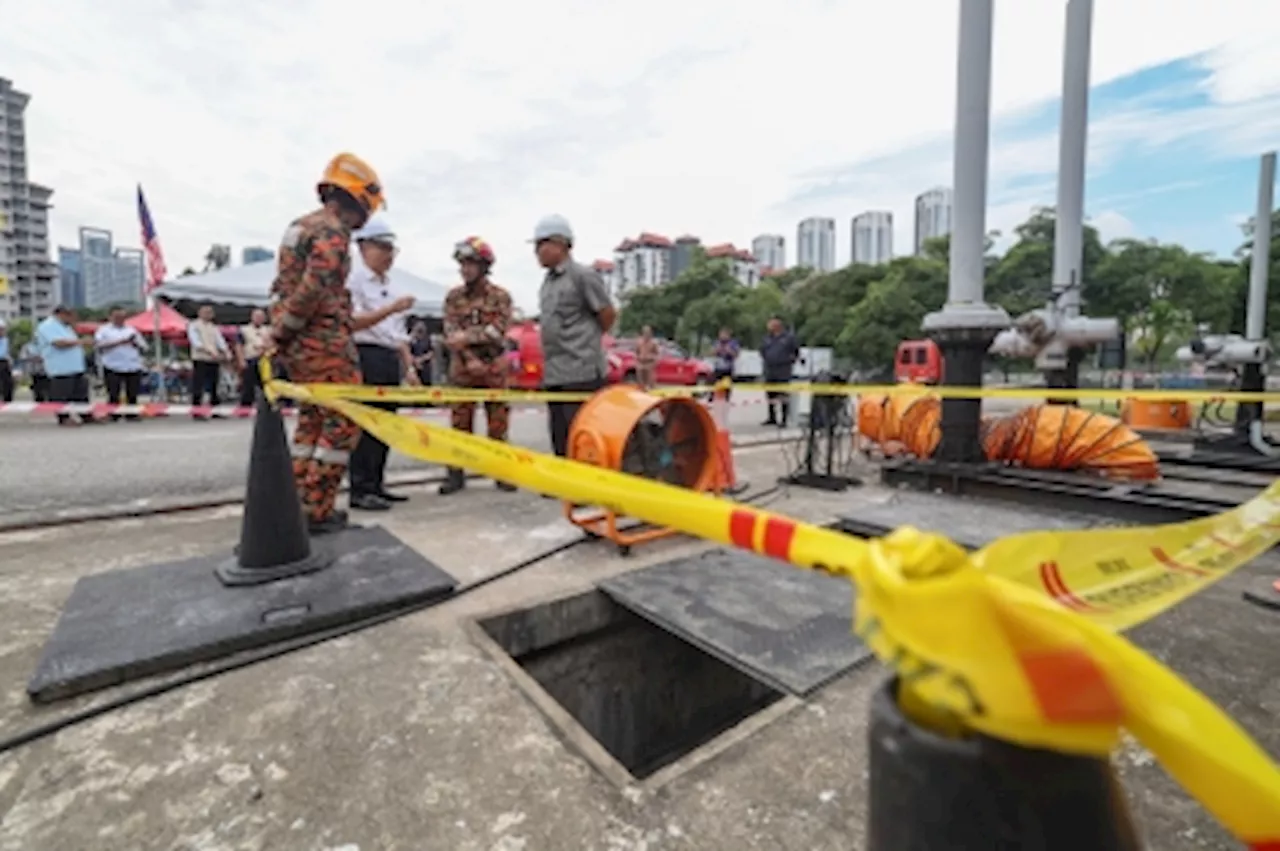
[216,395,334,586]
[711,379,748,496]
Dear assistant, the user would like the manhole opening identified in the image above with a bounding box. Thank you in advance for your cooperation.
[479,590,784,781]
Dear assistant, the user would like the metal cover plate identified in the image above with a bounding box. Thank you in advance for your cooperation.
[28,525,457,703]
[599,548,870,696]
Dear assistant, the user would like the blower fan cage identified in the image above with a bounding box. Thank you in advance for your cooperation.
[568,386,719,491]
[564,385,721,555]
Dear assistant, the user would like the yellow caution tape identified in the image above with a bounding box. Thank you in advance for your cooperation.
[266,375,1280,847]
[292,380,1280,406]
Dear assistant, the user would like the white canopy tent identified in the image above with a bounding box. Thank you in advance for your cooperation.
[154,258,448,317]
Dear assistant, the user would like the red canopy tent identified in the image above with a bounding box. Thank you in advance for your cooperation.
[126,303,189,342]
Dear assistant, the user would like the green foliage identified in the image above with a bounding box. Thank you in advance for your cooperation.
[613,206,1276,371]
[6,318,34,354]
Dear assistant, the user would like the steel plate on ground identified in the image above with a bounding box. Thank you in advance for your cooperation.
[599,548,870,697]
[837,490,1105,550]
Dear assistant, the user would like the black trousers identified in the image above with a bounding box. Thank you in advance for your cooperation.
[190,361,221,405]
[765,375,792,425]
[0,360,12,403]
[713,368,733,401]
[239,358,261,407]
[50,373,91,423]
[546,378,605,457]
[104,369,142,419]
[30,374,49,402]
[350,344,402,497]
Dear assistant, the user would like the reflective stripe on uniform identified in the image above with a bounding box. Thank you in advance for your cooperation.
[313,445,350,465]
[290,442,316,460]
[281,312,306,331]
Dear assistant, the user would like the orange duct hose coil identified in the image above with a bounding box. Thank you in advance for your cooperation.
[857,394,1160,480]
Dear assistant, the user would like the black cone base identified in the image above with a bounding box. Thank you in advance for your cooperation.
[867,677,1142,851]
[1243,576,1280,610]
[27,525,457,704]
[218,396,324,586]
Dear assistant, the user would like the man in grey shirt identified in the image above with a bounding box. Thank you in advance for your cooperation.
[534,214,616,457]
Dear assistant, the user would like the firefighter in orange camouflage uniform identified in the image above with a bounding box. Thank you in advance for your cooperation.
[438,237,515,496]
[270,153,386,534]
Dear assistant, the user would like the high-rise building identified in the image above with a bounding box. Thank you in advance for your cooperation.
[914,187,953,255]
[242,245,274,265]
[796,217,836,272]
[58,246,84,308]
[612,232,674,296]
[61,227,146,309]
[0,78,58,322]
[851,211,894,265]
[751,234,785,272]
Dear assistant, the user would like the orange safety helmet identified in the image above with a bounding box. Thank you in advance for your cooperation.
[317,153,386,213]
[453,236,496,268]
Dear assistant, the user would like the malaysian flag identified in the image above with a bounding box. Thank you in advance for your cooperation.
[137,185,168,294]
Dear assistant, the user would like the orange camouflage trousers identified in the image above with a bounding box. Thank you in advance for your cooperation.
[449,366,509,441]
[283,347,362,522]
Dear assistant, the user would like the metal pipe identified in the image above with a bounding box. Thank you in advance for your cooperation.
[1052,0,1094,318]
[948,0,995,306]
[1246,152,1275,342]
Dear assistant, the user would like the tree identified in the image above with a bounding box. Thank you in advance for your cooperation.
[986,207,1106,317]
[7,318,34,355]
[834,255,948,369]
[760,266,814,293]
[785,263,881,347]
[1132,298,1193,368]
[618,247,738,345]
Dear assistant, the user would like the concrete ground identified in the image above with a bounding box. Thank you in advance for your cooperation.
[0,447,1276,850]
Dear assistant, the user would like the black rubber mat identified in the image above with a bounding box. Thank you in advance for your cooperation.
[28,525,457,703]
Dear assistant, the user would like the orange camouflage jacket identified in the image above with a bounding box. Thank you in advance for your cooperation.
[270,209,356,362]
[443,279,513,380]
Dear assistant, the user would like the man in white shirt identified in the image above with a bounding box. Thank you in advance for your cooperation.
[346,217,419,511]
[94,305,148,420]
[186,302,231,418]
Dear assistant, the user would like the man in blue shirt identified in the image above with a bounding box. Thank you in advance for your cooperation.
[36,305,97,425]
[0,320,12,403]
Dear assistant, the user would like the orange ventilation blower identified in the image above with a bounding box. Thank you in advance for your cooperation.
[566,385,720,555]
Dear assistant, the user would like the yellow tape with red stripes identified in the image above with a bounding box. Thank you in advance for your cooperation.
[267,375,1280,848]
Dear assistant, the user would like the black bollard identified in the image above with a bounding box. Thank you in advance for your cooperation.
[867,677,1142,850]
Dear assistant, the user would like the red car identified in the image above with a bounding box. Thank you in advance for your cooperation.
[610,338,714,387]
[502,324,712,390]
[503,321,625,390]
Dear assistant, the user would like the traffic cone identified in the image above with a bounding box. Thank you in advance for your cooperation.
[215,395,335,587]
[867,677,1142,850]
[711,379,747,495]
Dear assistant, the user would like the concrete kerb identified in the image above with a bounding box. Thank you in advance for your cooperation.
[0,432,801,534]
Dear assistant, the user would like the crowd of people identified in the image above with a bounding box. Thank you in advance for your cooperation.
[0,151,806,540]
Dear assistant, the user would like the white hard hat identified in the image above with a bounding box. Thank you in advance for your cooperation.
[531,214,574,245]
[354,216,395,244]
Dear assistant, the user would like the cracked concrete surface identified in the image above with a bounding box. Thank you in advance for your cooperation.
[0,446,1275,850]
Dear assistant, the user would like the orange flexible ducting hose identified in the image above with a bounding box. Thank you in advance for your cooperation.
[857,395,1159,480]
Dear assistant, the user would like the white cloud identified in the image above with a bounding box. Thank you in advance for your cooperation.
[3,0,1280,310]
[1088,210,1137,244]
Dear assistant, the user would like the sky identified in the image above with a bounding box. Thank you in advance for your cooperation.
[3,0,1280,311]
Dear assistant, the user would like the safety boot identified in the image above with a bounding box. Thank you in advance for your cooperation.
[495,480,516,492]
[438,467,466,495]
